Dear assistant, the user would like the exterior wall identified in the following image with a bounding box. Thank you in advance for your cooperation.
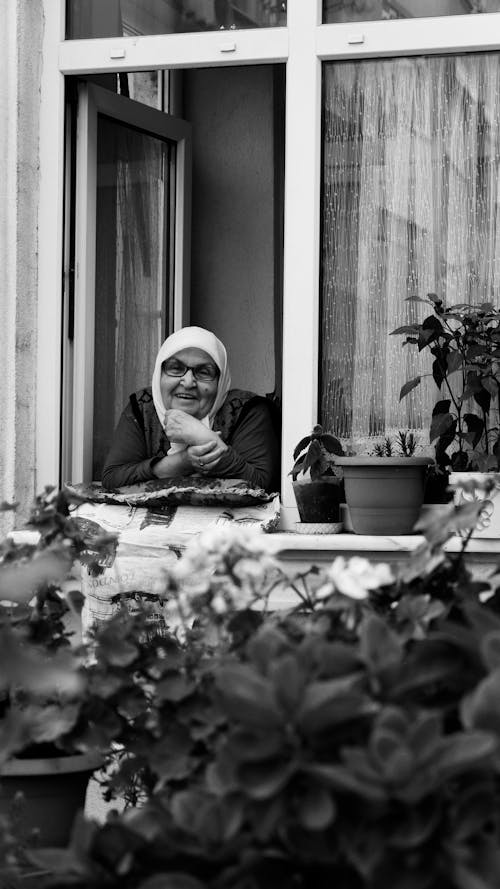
[0,1,43,532]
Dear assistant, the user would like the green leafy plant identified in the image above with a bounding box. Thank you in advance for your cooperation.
[5,486,500,888]
[0,487,118,763]
[392,294,500,473]
[290,424,345,480]
[372,430,418,458]
[3,488,500,888]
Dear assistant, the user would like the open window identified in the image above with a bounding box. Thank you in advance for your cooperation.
[64,81,191,483]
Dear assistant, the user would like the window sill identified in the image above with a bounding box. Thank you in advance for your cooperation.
[263,530,500,565]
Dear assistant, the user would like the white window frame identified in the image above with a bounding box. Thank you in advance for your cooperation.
[38,0,500,524]
[70,82,191,483]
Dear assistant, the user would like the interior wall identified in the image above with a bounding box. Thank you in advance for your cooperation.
[183,65,277,396]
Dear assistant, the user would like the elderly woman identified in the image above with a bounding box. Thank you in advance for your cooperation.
[102,326,280,493]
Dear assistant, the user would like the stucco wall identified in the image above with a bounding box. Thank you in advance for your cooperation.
[0,1,42,532]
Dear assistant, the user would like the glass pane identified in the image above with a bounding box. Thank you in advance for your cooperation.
[324,0,500,24]
[320,53,500,451]
[92,116,173,480]
[66,0,286,40]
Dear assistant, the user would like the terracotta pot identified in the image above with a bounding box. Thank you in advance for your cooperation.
[292,477,343,524]
[335,457,431,535]
[0,751,102,846]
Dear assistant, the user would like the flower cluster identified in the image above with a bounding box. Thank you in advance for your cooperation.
[161,525,289,630]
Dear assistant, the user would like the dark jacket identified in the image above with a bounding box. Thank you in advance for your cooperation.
[102,387,281,493]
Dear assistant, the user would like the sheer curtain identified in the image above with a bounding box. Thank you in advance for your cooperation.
[92,118,171,481]
[321,53,500,453]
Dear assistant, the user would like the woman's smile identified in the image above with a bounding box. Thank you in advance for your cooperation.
[160,347,219,419]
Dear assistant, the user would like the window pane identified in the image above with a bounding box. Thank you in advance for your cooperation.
[92,116,173,480]
[324,1,500,24]
[66,0,286,40]
[320,54,500,450]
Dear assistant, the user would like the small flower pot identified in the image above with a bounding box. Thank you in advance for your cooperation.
[292,477,343,526]
[0,751,102,846]
[336,457,431,535]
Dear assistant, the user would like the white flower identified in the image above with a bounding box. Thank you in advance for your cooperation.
[211,594,228,614]
[317,556,393,601]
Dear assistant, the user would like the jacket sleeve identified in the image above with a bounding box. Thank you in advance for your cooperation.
[101,403,161,490]
[209,399,280,492]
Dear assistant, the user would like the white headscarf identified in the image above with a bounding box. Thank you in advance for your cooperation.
[152,326,231,436]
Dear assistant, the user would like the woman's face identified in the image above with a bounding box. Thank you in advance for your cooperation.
[160,347,219,419]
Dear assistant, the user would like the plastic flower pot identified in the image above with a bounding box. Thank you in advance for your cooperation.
[292,477,344,531]
[0,751,102,846]
[335,457,431,535]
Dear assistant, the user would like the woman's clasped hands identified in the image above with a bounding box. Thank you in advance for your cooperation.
[164,409,227,473]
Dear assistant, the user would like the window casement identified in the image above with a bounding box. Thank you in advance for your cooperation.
[38,0,500,527]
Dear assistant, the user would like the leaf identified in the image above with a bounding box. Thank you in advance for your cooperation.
[227,727,284,763]
[238,757,296,799]
[320,433,345,456]
[302,439,322,477]
[296,784,336,831]
[304,763,386,802]
[139,875,207,889]
[215,664,282,728]
[434,732,497,779]
[480,632,500,671]
[422,314,444,332]
[466,343,490,361]
[370,728,405,767]
[473,387,491,414]
[390,325,421,336]
[462,668,500,735]
[432,399,452,415]
[405,295,434,304]
[359,614,402,675]
[446,350,464,374]
[463,413,485,448]
[293,435,312,461]
[432,356,446,389]
[399,377,421,400]
[270,653,307,715]
[408,712,443,761]
[430,411,455,444]
[0,550,71,603]
[453,863,498,889]
[171,789,210,833]
[419,328,440,352]
[156,673,196,702]
[297,674,374,732]
[482,376,498,396]
[27,848,90,878]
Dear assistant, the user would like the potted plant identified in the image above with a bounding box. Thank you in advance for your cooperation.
[0,488,115,847]
[336,431,432,535]
[290,424,345,532]
[392,294,500,534]
[10,503,500,888]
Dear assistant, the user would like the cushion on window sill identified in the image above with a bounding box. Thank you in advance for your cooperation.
[65,478,276,507]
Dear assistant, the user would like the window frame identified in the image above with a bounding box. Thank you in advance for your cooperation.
[68,82,191,483]
[38,0,500,523]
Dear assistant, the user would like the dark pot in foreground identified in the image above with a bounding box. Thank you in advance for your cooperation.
[292,477,343,524]
[0,751,102,846]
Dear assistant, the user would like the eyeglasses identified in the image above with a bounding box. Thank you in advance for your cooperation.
[162,358,219,382]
